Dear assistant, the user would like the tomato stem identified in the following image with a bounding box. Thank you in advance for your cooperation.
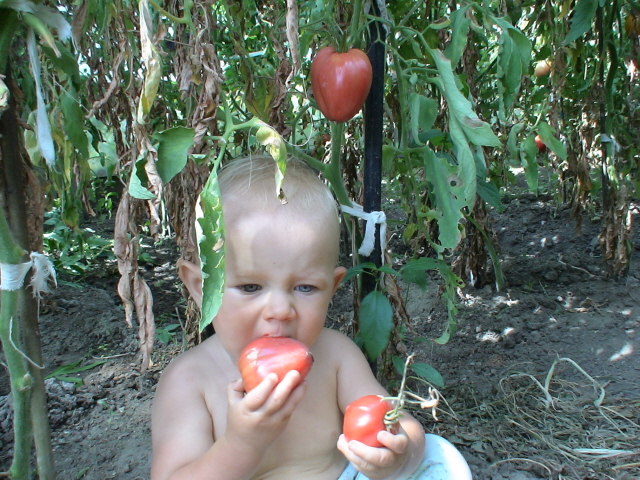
[383,354,442,426]
[347,0,364,50]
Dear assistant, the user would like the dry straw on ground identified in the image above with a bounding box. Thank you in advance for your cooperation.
[423,357,640,480]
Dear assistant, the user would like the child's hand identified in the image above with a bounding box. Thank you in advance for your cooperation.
[224,370,307,452]
[337,426,411,480]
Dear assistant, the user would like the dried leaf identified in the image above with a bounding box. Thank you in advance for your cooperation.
[285,0,300,85]
[136,0,162,124]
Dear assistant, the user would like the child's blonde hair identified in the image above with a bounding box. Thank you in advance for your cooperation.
[218,154,339,224]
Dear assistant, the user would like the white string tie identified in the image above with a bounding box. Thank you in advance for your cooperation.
[0,252,57,297]
[340,203,387,262]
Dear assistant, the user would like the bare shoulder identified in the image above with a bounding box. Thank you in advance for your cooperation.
[151,337,221,479]
[315,328,389,410]
[314,327,361,354]
[156,336,217,392]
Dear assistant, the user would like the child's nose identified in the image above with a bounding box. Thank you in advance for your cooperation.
[263,291,294,322]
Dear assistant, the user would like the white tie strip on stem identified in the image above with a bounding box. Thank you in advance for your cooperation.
[0,252,57,297]
[340,203,387,264]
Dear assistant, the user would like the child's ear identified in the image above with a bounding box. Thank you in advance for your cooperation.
[178,259,203,307]
[332,266,347,294]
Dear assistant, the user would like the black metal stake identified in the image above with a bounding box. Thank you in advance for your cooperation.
[362,1,386,373]
[362,1,386,285]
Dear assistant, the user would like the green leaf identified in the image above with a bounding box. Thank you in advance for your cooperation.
[128,156,156,200]
[537,121,567,160]
[342,262,377,284]
[495,18,532,110]
[46,360,106,383]
[61,82,89,158]
[409,93,438,145]
[400,257,442,291]
[152,126,195,184]
[507,123,526,162]
[197,170,225,331]
[443,6,470,66]
[411,362,444,388]
[521,135,539,194]
[430,50,501,148]
[358,290,394,361]
[422,146,469,249]
[477,180,503,212]
[564,0,598,44]
[41,43,81,84]
[377,265,398,276]
[392,355,406,376]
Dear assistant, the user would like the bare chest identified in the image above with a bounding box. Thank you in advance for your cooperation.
[208,367,345,478]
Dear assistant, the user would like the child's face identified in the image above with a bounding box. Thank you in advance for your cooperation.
[212,209,346,361]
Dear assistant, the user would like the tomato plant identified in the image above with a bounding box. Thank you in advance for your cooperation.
[343,395,398,447]
[238,337,314,392]
[310,47,373,122]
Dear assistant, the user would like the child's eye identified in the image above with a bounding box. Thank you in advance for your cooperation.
[239,284,261,293]
[295,285,316,293]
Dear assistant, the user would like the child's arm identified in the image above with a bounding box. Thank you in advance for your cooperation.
[332,330,426,480]
[151,357,306,480]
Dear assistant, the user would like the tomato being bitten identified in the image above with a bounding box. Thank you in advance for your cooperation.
[238,337,313,392]
[343,395,399,448]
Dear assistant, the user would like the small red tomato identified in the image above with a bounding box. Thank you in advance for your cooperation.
[238,337,313,392]
[535,135,547,153]
[310,47,373,122]
[343,395,399,447]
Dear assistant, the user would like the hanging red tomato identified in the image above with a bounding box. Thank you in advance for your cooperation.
[311,47,373,122]
[535,135,547,153]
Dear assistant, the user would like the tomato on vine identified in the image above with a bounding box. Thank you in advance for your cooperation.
[310,47,373,122]
[238,337,313,392]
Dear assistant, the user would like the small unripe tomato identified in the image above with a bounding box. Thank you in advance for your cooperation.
[534,60,551,78]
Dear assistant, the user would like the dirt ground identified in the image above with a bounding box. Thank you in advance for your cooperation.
[1,193,639,480]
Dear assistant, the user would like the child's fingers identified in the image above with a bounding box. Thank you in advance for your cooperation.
[242,373,279,409]
[376,428,409,454]
[263,370,305,414]
[338,433,400,472]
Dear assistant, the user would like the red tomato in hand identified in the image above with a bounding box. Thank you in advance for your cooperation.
[311,47,373,122]
[343,395,399,447]
[238,337,313,392]
[535,135,547,153]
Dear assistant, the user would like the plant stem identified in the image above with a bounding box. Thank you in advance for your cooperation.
[347,0,364,48]
[149,0,194,26]
[0,211,32,480]
[1,69,55,478]
[0,9,19,75]
[324,122,351,207]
